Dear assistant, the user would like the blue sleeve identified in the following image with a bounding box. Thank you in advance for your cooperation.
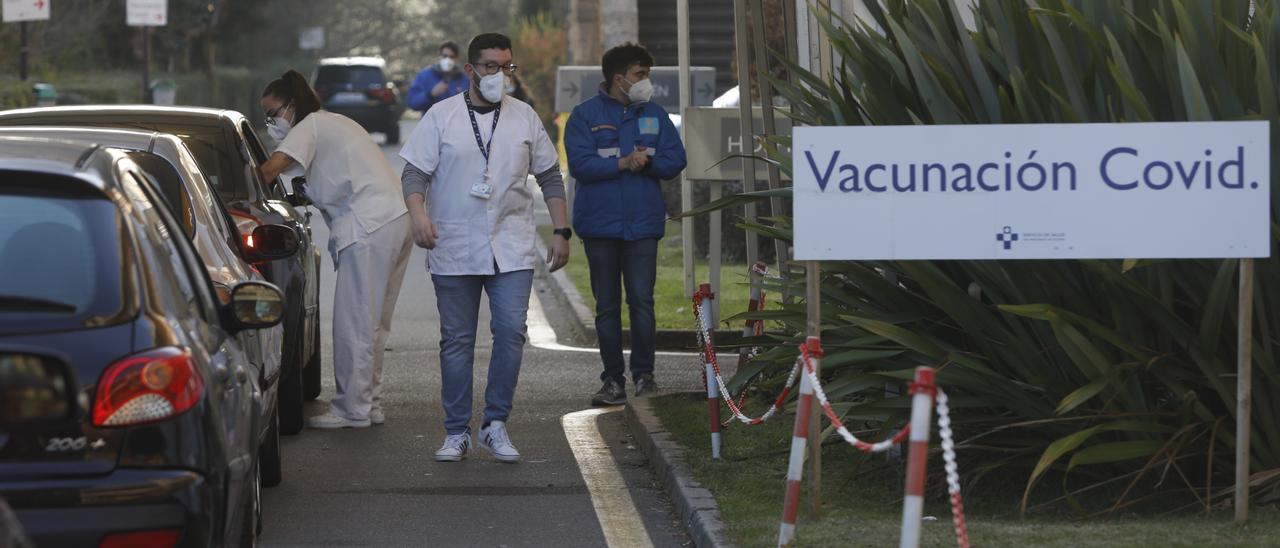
[565,106,621,184]
[406,69,438,112]
[646,109,687,180]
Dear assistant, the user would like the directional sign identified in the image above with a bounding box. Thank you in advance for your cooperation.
[3,0,50,22]
[299,26,325,50]
[555,66,716,113]
[126,0,166,26]
[683,107,792,182]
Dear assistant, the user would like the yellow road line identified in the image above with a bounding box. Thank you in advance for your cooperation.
[562,408,656,548]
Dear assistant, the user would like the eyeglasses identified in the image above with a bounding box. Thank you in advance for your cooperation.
[474,62,518,76]
[264,103,290,126]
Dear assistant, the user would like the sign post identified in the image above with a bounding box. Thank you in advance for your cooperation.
[3,0,52,81]
[1236,257,1255,524]
[126,0,167,104]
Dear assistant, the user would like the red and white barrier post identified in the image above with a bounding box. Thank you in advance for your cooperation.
[900,367,937,548]
[698,283,722,459]
[777,337,820,547]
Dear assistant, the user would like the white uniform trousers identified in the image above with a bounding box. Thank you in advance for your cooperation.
[329,213,412,421]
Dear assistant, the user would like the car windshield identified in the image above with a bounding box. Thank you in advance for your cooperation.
[315,65,385,88]
[0,176,129,335]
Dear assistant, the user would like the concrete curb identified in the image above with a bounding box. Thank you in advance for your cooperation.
[534,236,757,351]
[625,395,733,548]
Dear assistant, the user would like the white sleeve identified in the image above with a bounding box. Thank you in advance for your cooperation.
[276,114,319,169]
[399,108,442,176]
[528,109,559,175]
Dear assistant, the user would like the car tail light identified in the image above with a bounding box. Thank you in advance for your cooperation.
[93,347,203,427]
[100,530,182,548]
[367,88,396,104]
[229,209,262,249]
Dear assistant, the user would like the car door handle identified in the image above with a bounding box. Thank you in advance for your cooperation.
[235,366,249,386]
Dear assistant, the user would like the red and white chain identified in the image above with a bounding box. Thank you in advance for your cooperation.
[798,343,910,454]
[935,388,970,548]
[693,293,797,425]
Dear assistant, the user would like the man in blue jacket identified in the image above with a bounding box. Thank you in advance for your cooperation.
[406,41,469,113]
[566,43,687,406]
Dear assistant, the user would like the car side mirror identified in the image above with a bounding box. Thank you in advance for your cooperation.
[287,176,313,207]
[0,354,74,427]
[244,224,299,262]
[223,281,285,333]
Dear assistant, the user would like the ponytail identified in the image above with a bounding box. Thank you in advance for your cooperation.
[262,69,323,123]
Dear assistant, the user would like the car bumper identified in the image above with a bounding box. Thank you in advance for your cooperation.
[2,468,212,547]
[326,105,396,131]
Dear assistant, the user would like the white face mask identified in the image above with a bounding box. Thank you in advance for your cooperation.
[268,116,292,141]
[439,56,456,73]
[477,71,506,103]
[624,77,654,104]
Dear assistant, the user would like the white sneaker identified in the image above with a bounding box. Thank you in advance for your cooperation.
[434,433,471,462]
[307,412,370,429]
[370,406,386,426]
[479,421,521,463]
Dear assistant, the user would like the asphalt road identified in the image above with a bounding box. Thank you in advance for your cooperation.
[259,121,701,547]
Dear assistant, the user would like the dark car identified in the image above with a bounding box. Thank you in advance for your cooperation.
[313,56,404,144]
[0,106,323,435]
[0,126,294,487]
[0,136,292,546]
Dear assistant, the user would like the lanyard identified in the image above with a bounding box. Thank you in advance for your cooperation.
[463,92,501,170]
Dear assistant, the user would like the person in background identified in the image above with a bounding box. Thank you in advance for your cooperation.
[564,43,687,407]
[400,32,570,463]
[505,72,534,110]
[258,70,413,429]
[407,41,469,113]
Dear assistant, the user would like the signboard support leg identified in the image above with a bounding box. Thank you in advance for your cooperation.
[805,261,822,518]
[18,21,28,81]
[677,0,696,300]
[1236,257,1255,524]
[710,181,723,325]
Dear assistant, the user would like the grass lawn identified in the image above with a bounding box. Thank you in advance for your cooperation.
[538,222,756,330]
[653,392,1280,547]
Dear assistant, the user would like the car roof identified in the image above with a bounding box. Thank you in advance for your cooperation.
[0,105,244,128]
[0,135,122,191]
[318,56,386,68]
[0,126,160,152]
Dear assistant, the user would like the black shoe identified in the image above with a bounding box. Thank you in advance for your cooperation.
[634,374,658,397]
[591,379,627,406]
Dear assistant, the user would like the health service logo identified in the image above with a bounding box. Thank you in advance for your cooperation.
[997,226,1019,250]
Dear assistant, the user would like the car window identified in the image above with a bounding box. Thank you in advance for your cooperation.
[125,151,196,239]
[128,171,221,324]
[0,175,129,335]
[122,172,207,324]
[242,122,286,199]
[315,65,386,88]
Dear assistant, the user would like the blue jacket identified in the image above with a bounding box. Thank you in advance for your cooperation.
[566,89,687,241]
[406,67,469,112]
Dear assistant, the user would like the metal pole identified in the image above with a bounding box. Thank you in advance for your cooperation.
[806,261,822,518]
[678,0,696,299]
[143,26,153,104]
[1236,258,1256,524]
[734,0,761,276]
[710,182,723,325]
[750,0,791,292]
[19,22,29,82]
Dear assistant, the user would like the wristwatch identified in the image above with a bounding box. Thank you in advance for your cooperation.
[553,227,573,240]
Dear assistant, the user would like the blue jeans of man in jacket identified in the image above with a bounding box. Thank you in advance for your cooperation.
[583,237,659,384]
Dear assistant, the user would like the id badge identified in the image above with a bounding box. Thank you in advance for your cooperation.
[470,181,493,200]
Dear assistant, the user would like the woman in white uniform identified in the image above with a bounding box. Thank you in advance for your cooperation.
[258,70,413,429]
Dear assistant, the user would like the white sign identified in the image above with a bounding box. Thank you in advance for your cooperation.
[684,107,793,181]
[299,26,325,50]
[3,0,50,22]
[794,122,1271,260]
[126,0,166,26]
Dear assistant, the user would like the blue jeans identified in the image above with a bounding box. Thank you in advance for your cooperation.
[582,237,658,385]
[432,269,533,435]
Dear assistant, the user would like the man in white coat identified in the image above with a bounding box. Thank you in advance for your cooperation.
[399,33,571,463]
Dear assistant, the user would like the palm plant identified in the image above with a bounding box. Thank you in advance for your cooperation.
[714,0,1280,513]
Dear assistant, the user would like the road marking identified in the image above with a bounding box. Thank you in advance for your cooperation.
[527,291,699,357]
[563,407,655,548]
